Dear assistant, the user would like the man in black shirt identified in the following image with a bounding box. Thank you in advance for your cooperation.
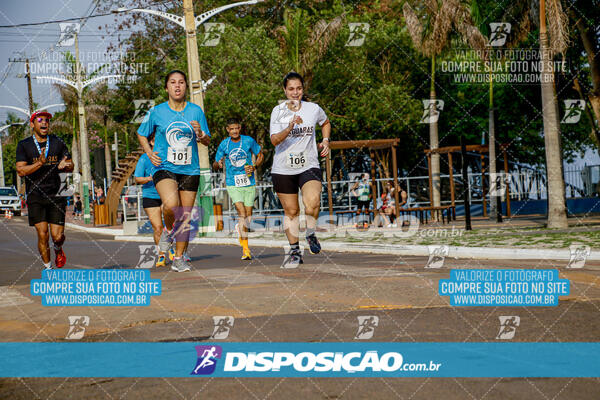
[16,111,74,269]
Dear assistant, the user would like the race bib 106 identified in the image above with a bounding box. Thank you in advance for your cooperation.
[167,147,192,165]
[286,152,306,169]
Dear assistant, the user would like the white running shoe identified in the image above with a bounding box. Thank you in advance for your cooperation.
[171,257,191,272]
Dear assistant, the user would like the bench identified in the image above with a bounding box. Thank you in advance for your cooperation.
[398,205,455,224]
[335,209,376,226]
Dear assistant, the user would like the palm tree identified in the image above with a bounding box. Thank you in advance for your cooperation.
[53,51,112,194]
[53,82,81,193]
[469,1,504,220]
[275,8,343,89]
[490,0,569,228]
[539,0,569,228]
[403,0,486,210]
[86,84,126,186]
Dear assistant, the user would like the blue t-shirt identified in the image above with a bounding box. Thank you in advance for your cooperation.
[134,154,160,199]
[215,135,261,187]
[137,102,210,176]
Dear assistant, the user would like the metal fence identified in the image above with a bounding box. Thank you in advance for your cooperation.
[121,166,600,221]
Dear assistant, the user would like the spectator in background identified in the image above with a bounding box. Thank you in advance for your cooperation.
[95,187,105,205]
[350,173,372,228]
[73,193,82,220]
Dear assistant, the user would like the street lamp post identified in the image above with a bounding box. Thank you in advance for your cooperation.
[35,33,122,224]
[0,104,65,117]
[114,0,262,234]
[0,122,26,186]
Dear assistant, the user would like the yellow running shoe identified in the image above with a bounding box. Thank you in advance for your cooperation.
[168,247,175,261]
[156,253,167,267]
[241,248,252,260]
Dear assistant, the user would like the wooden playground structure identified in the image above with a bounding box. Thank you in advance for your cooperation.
[424,143,512,218]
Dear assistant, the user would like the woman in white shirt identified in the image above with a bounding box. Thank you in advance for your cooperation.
[269,72,331,266]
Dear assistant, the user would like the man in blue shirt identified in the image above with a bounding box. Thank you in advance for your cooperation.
[213,118,263,260]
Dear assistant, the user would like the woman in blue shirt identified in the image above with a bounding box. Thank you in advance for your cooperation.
[134,134,168,267]
[137,70,211,272]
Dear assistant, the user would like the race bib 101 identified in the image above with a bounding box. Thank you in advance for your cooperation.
[167,147,192,165]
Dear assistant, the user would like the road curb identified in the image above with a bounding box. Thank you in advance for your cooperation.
[65,223,123,236]
[113,234,600,261]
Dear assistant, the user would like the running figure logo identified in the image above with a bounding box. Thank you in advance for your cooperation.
[57,23,80,47]
[346,23,370,47]
[137,245,158,269]
[355,316,379,339]
[66,316,90,340]
[191,345,223,375]
[488,172,509,197]
[420,100,444,124]
[281,245,305,269]
[426,245,449,269]
[201,23,225,46]
[211,316,234,339]
[131,100,155,123]
[496,316,520,339]
[57,173,76,197]
[172,206,201,243]
[561,100,585,124]
[275,99,300,125]
[488,23,511,47]
[567,245,590,269]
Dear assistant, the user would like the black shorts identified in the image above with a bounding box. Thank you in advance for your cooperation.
[357,200,371,210]
[152,170,200,192]
[272,168,322,194]
[27,195,67,226]
[142,197,162,209]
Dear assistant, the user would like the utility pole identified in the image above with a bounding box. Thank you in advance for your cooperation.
[75,33,92,223]
[26,59,34,117]
[182,0,212,234]
[103,113,112,184]
[9,57,36,193]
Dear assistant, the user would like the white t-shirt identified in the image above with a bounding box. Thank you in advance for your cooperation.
[269,100,328,175]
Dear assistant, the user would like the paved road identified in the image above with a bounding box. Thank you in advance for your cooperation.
[1,216,599,399]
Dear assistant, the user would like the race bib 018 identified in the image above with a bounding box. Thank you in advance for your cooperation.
[286,152,306,169]
[167,147,192,165]
[234,174,251,187]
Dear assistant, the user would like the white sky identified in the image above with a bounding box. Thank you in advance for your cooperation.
[0,0,125,122]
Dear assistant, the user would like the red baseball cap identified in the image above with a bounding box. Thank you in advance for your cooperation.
[30,111,52,122]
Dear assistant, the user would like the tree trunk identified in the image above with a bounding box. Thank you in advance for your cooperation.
[488,77,498,220]
[430,55,441,209]
[575,14,600,127]
[104,143,112,184]
[540,0,568,228]
[71,131,82,196]
[103,123,112,184]
[374,150,390,179]
[573,77,599,144]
